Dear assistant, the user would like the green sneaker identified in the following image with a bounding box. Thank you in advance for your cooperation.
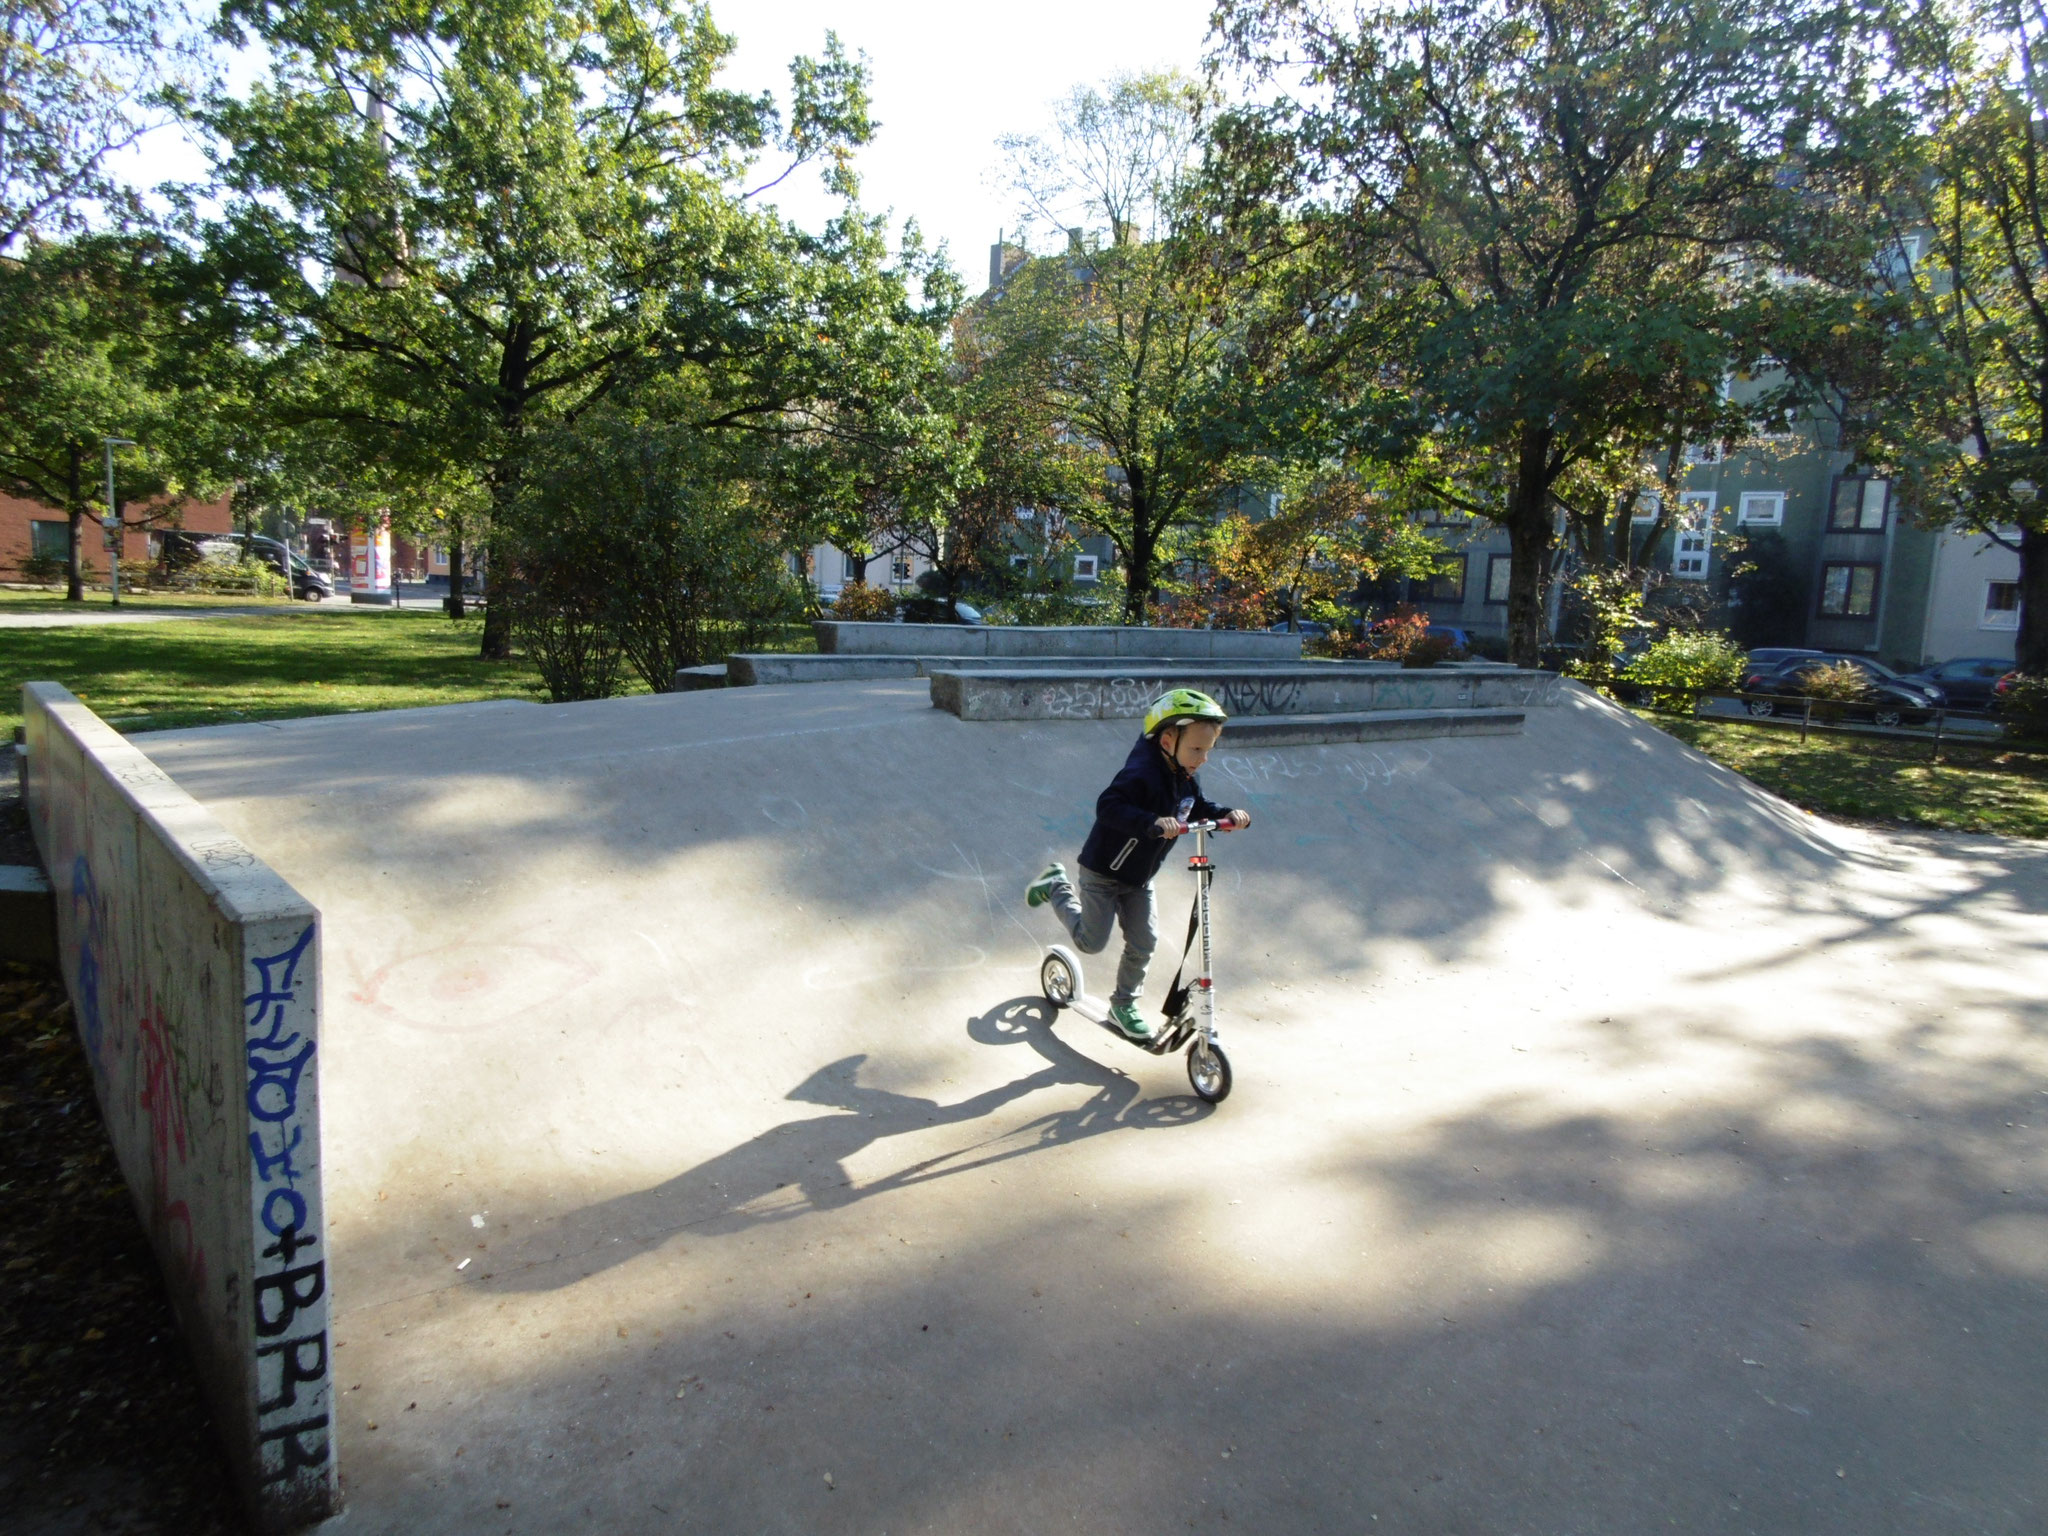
[1025,862,1066,908]
[1109,1001,1153,1041]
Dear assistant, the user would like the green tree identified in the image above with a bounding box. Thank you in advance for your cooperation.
[0,234,214,598]
[975,72,1257,623]
[1210,0,1882,665]
[0,0,209,249]
[196,0,878,656]
[1857,0,2048,674]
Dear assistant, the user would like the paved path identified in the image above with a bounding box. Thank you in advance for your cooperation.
[137,683,2048,1535]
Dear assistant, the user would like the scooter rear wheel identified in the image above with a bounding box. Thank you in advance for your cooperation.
[1040,951,1078,1009]
[1186,1040,1232,1103]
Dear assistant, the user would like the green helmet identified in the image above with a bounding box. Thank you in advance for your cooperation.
[1143,688,1229,737]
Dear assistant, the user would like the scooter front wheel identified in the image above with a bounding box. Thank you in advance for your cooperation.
[1040,949,1079,1010]
[1186,1040,1232,1103]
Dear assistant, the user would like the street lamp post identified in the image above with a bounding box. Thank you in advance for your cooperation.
[102,437,136,608]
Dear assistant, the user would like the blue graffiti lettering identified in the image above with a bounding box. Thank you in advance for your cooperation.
[244,925,314,1039]
[260,1186,308,1237]
[246,1038,314,1124]
[249,1124,303,1185]
[69,855,106,1067]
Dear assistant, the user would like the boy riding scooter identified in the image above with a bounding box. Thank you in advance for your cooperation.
[1025,689,1251,1041]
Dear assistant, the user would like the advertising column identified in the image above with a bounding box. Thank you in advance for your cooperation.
[348,516,394,605]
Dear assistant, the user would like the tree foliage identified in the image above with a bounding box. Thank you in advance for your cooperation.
[195,0,901,654]
[1209,0,1885,664]
[975,72,1263,622]
[1851,0,2048,673]
[0,234,222,597]
[0,0,208,249]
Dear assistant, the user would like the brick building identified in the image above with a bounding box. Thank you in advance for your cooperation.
[1,490,235,583]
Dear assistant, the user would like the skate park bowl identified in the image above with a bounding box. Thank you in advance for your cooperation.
[26,673,2048,1533]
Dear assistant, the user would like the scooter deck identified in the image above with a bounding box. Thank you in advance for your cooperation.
[1061,993,1186,1057]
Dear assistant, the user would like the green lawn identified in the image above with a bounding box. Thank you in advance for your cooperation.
[3,598,823,737]
[3,605,545,736]
[1642,712,2048,840]
[0,585,302,612]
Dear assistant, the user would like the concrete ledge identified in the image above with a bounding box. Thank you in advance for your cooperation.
[727,654,926,686]
[815,621,1303,660]
[671,663,728,691]
[1224,709,1526,746]
[21,682,334,1530]
[0,863,56,961]
[929,666,1563,721]
[724,653,1391,687]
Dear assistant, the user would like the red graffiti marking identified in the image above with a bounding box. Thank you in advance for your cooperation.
[136,992,208,1294]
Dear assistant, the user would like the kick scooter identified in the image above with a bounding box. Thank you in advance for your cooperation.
[1038,819,1236,1104]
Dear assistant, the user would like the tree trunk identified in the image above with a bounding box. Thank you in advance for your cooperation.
[65,445,84,602]
[1124,519,1154,625]
[479,533,512,658]
[445,522,466,620]
[1504,427,1556,669]
[2019,521,2048,676]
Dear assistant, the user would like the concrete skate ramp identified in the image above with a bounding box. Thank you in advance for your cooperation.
[136,681,2048,1534]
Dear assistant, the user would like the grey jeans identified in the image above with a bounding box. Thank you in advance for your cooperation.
[1049,867,1157,1005]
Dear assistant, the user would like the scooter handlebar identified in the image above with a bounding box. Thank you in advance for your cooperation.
[1174,818,1237,834]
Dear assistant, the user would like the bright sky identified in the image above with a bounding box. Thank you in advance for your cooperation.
[111,0,1217,295]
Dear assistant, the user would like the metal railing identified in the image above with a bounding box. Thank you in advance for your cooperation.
[1610,681,2046,763]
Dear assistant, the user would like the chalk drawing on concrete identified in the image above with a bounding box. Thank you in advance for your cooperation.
[352,939,595,1033]
[760,796,810,828]
[801,944,988,992]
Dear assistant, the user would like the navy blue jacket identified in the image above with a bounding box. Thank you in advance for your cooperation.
[1078,735,1235,887]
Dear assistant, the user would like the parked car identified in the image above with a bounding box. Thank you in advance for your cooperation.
[1267,617,1331,639]
[1744,647,1826,669]
[1740,653,1945,726]
[1424,625,1473,652]
[170,530,333,601]
[1904,657,2015,712]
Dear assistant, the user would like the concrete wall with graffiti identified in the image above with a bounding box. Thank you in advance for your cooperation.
[20,683,334,1532]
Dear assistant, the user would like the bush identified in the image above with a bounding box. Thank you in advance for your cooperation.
[506,414,808,700]
[1401,633,1455,669]
[1794,660,1871,722]
[2002,675,2048,743]
[1621,631,1746,712]
[830,580,898,622]
[1358,606,1430,661]
[169,558,290,598]
[17,552,64,583]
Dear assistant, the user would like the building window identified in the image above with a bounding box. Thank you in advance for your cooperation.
[1737,491,1784,526]
[1819,562,1880,617]
[1672,493,1714,579]
[29,519,68,560]
[1009,553,1030,570]
[1485,554,1512,604]
[1982,581,2022,630]
[1073,554,1099,582]
[1417,554,1466,603]
[1828,476,1888,531]
[1631,492,1660,523]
